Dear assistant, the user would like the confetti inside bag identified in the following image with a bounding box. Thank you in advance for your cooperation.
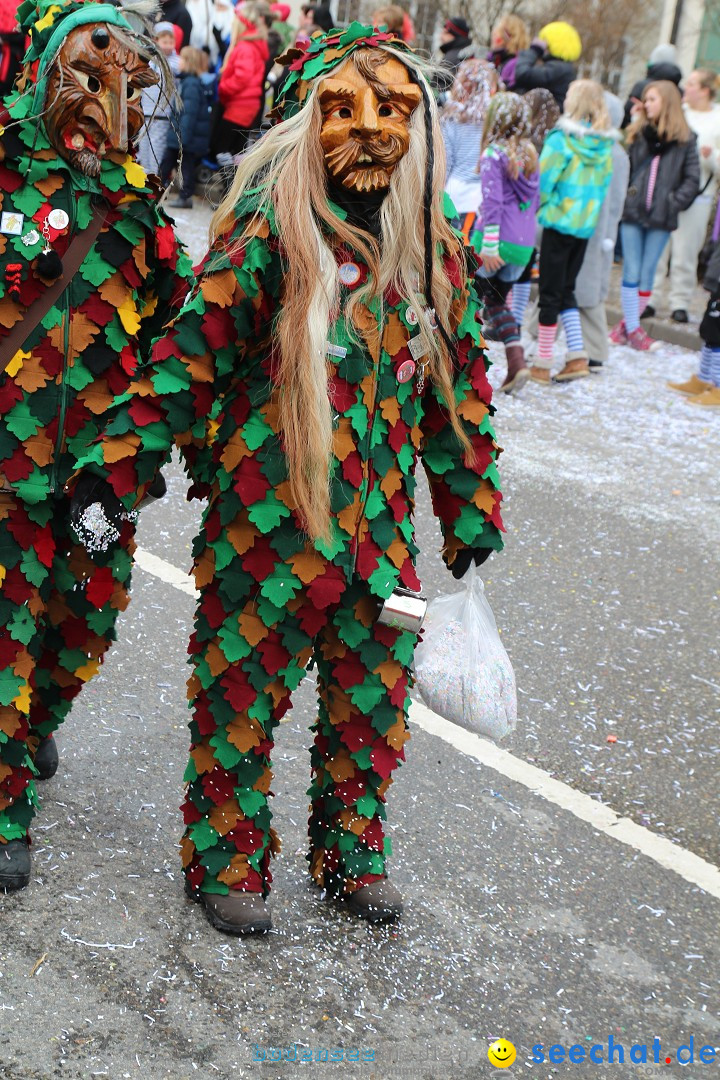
[414,566,517,740]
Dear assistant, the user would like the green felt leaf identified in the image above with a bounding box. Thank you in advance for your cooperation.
[217,619,253,663]
[355,793,379,818]
[242,412,273,451]
[151,364,191,396]
[20,547,46,588]
[363,486,384,521]
[79,257,115,288]
[65,363,95,392]
[332,607,370,650]
[248,497,292,533]
[0,669,24,708]
[391,630,417,667]
[209,733,243,771]
[347,676,385,714]
[482,460,501,487]
[368,561,399,599]
[396,442,415,475]
[347,401,368,440]
[104,320,129,352]
[5,403,41,441]
[421,444,455,475]
[189,818,221,852]
[199,846,235,875]
[210,538,236,573]
[183,758,198,783]
[236,790,267,819]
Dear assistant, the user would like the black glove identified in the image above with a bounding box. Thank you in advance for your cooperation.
[449,547,492,580]
[138,469,167,507]
[69,474,127,552]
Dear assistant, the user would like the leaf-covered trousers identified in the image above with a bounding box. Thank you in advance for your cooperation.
[0,493,134,842]
[181,564,417,899]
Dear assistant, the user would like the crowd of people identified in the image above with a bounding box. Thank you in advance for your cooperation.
[439,14,720,406]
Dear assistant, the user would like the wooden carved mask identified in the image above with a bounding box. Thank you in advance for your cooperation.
[317,51,422,193]
[44,22,157,176]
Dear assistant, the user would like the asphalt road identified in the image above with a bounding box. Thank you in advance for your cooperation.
[1,203,718,1080]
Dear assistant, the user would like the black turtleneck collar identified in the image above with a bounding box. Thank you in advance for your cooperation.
[328,181,388,239]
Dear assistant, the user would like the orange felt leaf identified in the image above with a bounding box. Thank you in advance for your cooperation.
[382,312,408,357]
[0,710,22,739]
[133,236,149,278]
[253,767,274,794]
[472,481,499,515]
[191,741,218,775]
[359,372,375,410]
[326,748,356,783]
[22,431,54,467]
[226,716,264,754]
[206,640,230,678]
[337,495,360,537]
[377,777,392,799]
[332,427,356,463]
[103,434,141,463]
[192,548,216,589]
[201,269,239,308]
[338,808,370,836]
[275,480,294,509]
[353,593,378,628]
[379,397,401,426]
[289,548,325,584]
[0,297,22,329]
[245,216,270,239]
[220,435,250,473]
[238,610,269,648]
[384,716,409,750]
[12,651,34,682]
[28,592,44,618]
[225,518,257,556]
[184,353,215,385]
[217,855,250,886]
[14,353,52,393]
[0,762,12,784]
[268,826,282,857]
[180,835,194,867]
[209,798,242,836]
[78,380,114,416]
[35,174,65,197]
[353,303,380,362]
[99,273,131,310]
[456,395,489,425]
[0,237,6,256]
[309,848,324,883]
[374,658,403,691]
[379,469,402,499]
[385,536,408,570]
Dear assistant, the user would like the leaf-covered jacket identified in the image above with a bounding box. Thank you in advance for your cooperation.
[78,192,504,604]
[0,113,191,504]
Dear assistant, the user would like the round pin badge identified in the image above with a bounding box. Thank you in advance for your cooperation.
[405,307,418,326]
[338,262,361,286]
[427,309,438,330]
[47,209,70,231]
[396,359,417,383]
[21,230,40,247]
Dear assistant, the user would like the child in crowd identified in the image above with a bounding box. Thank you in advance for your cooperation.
[487,14,529,90]
[442,60,500,241]
[160,46,213,209]
[473,92,540,393]
[137,21,179,176]
[510,87,560,330]
[610,80,700,351]
[530,79,616,383]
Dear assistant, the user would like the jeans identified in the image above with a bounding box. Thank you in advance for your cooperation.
[620,223,671,291]
[476,261,526,283]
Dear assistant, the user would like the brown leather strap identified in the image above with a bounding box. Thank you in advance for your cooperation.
[0,201,109,375]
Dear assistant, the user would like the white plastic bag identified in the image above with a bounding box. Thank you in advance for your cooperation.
[414,566,517,740]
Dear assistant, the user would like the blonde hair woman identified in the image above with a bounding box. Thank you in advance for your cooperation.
[215,2,271,156]
[487,13,530,89]
[610,81,700,350]
[652,69,720,322]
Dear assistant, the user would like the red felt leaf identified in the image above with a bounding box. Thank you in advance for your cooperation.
[129,398,163,427]
[34,529,55,568]
[370,738,403,779]
[233,457,270,505]
[329,377,357,412]
[332,655,367,691]
[107,457,140,499]
[225,821,266,854]
[306,571,345,610]
[241,540,277,582]
[182,797,203,824]
[82,293,115,328]
[85,567,116,609]
[201,767,236,805]
[399,560,421,591]
[198,589,227,631]
[387,419,410,455]
[337,721,375,753]
[221,666,256,713]
[156,222,177,262]
[335,777,367,805]
[2,450,34,483]
[193,697,217,736]
[341,452,363,488]
[256,637,290,676]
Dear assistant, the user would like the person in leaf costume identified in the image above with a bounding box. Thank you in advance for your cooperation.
[0,0,191,892]
[73,23,504,934]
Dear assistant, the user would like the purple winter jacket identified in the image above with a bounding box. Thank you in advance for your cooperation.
[477,146,540,261]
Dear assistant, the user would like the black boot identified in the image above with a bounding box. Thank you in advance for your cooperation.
[0,839,31,891]
[34,735,59,780]
[346,879,403,923]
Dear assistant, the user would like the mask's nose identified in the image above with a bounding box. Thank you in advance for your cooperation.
[100,71,129,153]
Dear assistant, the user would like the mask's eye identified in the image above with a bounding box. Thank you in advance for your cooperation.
[73,69,102,94]
[128,84,143,102]
[328,105,352,120]
[378,103,398,118]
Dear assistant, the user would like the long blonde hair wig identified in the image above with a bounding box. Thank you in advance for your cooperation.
[210,46,472,542]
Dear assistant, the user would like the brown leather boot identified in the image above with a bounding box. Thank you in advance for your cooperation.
[554,352,590,381]
[501,344,530,394]
[346,879,403,923]
[185,880,272,935]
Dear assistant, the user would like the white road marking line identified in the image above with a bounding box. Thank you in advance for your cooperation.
[134,545,720,901]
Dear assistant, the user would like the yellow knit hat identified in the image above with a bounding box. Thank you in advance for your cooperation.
[539,21,582,62]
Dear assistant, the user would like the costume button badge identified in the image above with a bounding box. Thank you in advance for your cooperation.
[405,306,418,325]
[47,209,70,231]
[338,261,361,286]
[395,359,416,383]
[0,212,24,235]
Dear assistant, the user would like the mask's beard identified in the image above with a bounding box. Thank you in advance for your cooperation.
[324,132,407,192]
[65,146,103,177]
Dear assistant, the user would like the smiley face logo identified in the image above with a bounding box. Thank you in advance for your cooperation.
[488,1039,517,1068]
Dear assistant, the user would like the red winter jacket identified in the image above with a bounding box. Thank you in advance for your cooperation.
[218,25,269,128]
